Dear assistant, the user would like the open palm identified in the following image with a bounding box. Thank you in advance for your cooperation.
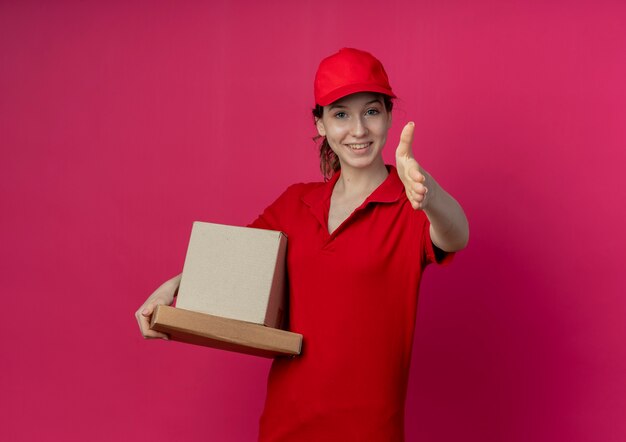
[395,122,429,210]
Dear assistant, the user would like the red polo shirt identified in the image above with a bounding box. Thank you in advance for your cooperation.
[250,166,451,441]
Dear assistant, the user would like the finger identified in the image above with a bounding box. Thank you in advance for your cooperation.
[141,303,154,317]
[408,166,425,183]
[137,299,156,318]
[144,329,170,340]
[135,308,151,333]
[408,184,426,197]
[136,308,169,340]
[407,187,427,211]
[412,182,428,195]
[141,297,168,317]
[395,122,415,159]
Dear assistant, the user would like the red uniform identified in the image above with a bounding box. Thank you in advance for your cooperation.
[250,166,452,441]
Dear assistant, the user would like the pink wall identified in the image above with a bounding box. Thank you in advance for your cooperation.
[1,1,625,440]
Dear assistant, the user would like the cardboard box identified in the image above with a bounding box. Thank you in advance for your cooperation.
[175,222,288,328]
[150,305,302,358]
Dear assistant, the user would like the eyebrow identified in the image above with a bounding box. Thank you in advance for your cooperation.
[328,99,383,110]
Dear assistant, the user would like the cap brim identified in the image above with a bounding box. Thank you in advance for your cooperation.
[316,83,396,106]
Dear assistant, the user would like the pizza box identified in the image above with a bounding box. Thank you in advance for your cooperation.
[150,305,302,358]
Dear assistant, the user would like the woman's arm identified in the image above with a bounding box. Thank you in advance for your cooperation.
[396,122,469,252]
[420,170,469,252]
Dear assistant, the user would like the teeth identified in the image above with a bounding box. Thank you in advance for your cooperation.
[347,143,370,150]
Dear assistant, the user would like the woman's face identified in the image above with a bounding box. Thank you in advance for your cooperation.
[316,92,392,173]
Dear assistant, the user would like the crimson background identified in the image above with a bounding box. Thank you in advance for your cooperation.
[1,1,625,441]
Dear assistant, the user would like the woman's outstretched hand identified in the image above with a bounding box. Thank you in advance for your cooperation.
[135,274,181,340]
[395,121,470,251]
[395,122,430,210]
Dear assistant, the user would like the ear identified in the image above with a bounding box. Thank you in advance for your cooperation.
[315,117,326,137]
[386,111,392,130]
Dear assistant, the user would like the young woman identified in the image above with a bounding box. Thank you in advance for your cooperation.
[136,48,469,441]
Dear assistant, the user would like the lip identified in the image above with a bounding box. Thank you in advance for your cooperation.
[344,142,372,151]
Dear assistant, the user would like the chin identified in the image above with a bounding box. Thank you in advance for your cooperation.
[340,155,384,171]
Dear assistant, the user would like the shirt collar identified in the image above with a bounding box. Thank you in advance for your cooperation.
[301,164,405,209]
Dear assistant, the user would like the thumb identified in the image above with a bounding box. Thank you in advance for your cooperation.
[142,301,156,317]
[396,122,415,159]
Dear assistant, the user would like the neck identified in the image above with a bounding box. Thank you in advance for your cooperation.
[335,161,389,198]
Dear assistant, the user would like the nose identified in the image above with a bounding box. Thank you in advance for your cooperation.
[350,116,368,138]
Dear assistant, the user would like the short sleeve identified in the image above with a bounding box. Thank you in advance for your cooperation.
[422,218,455,266]
[247,184,304,232]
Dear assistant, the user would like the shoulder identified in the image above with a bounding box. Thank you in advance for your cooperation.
[248,180,325,230]
[273,181,326,206]
[283,181,325,196]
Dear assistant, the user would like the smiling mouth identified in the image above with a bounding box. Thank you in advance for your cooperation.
[346,142,371,150]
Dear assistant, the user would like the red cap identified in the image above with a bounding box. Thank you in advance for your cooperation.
[314,48,396,106]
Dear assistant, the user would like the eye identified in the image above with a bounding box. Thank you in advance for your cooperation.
[365,108,380,116]
[334,111,348,119]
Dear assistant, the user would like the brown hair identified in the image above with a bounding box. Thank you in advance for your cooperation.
[312,95,394,180]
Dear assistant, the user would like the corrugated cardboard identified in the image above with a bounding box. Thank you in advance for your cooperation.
[175,222,288,328]
[150,305,302,358]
